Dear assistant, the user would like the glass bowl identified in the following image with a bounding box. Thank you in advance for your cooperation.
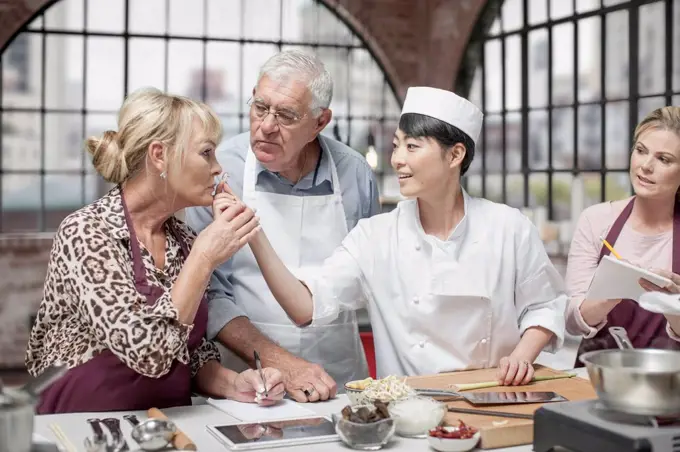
[332,412,396,450]
[387,396,447,438]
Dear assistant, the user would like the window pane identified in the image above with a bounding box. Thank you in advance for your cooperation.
[506,173,524,209]
[488,19,501,37]
[349,119,370,157]
[206,0,242,39]
[86,37,124,110]
[87,0,125,34]
[528,172,549,208]
[578,16,601,102]
[205,42,241,113]
[605,172,632,201]
[638,97,667,122]
[27,14,44,30]
[2,112,41,170]
[465,174,483,198]
[282,0,314,43]
[2,175,41,232]
[44,0,83,30]
[638,2,665,96]
[483,115,502,172]
[128,38,166,94]
[242,44,279,100]
[316,3,354,46]
[576,0,599,13]
[579,105,602,170]
[603,0,629,6]
[605,10,629,100]
[529,0,548,25]
[529,28,548,108]
[550,0,573,20]
[582,172,603,207]
[350,49,382,117]
[243,0,281,41]
[553,173,573,221]
[486,174,503,203]
[552,107,573,170]
[505,36,522,111]
[485,39,502,113]
[674,95,680,106]
[45,175,85,211]
[506,112,522,172]
[45,35,83,110]
[45,113,83,171]
[322,48,351,116]
[502,0,523,32]
[129,0,166,34]
[167,40,204,98]
[552,22,574,106]
[2,33,43,109]
[529,109,549,169]
[605,101,630,169]
[168,0,204,36]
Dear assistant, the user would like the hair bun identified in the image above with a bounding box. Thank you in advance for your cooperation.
[86,130,129,184]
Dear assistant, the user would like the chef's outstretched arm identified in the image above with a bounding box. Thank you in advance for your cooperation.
[249,230,315,326]
[248,225,370,328]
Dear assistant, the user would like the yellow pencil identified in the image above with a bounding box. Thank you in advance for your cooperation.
[600,236,622,260]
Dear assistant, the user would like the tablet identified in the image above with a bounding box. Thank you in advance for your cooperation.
[206,416,339,450]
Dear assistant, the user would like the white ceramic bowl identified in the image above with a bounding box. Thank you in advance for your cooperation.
[427,429,481,452]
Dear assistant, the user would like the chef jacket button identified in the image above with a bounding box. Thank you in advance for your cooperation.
[481,338,488,344]
[415,244,421,251]
[413,296,420,304]
[419,341,425,348]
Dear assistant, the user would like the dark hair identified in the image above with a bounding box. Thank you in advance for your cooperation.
[398,113,476,176]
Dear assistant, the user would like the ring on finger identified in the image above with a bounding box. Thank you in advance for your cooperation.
[303,387,315,397]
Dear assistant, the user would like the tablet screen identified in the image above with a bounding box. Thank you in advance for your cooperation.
[212,417,337,447]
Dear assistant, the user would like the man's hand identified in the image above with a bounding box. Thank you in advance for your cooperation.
[281,358,337,403]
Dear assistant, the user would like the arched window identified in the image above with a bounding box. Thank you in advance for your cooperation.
[464,0,680,226]
[0,0,401,232]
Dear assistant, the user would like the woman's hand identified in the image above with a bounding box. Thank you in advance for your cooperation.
[212,181,240,219]
[230,368,286,406]
[639,268,680,294]
[497,356,535,386]
[193,199,260,268]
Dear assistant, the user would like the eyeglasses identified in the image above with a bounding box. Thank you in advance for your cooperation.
[247,97,307,127]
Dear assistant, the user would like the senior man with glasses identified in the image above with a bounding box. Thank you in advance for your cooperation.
[186,50,379,403]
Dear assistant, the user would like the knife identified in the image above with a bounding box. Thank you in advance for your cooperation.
[448,406,533,420]
[254,350,268,398]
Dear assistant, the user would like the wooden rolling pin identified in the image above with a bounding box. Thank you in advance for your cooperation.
[148,407,197,451]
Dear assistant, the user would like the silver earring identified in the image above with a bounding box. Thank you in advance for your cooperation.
[160,171,166,179]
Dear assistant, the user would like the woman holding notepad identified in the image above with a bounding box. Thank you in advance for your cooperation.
[565,106,680,361]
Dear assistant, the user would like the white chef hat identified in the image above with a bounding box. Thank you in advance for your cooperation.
[400,87,484,146]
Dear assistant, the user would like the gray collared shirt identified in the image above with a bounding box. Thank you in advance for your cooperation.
[185,132,381,339]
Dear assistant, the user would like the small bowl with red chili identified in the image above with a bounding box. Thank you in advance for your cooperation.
[426,421,480,452]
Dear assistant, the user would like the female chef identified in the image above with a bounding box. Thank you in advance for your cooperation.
[224,86,567,386]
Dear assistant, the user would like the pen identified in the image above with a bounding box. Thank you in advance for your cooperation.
[600,236,622,260]
[254,350,268,398]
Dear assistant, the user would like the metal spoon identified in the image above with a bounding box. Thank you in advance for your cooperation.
[124,414,176,451]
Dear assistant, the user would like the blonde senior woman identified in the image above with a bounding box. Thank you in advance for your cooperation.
[26,88,284,414]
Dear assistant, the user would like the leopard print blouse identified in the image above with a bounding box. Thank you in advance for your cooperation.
[25,186,221,378]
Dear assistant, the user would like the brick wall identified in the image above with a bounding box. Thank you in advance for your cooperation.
[0,234,53,368]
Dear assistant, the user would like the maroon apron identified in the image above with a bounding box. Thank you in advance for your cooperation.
[37,192,209,413]
[575,197,680,366]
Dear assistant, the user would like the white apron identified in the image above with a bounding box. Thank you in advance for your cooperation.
[221,145,369,387]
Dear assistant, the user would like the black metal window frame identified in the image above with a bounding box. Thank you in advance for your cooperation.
[0,0,401,233]
[463,0,679,220]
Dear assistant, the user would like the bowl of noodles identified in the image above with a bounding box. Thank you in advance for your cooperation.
[344,376,416,407]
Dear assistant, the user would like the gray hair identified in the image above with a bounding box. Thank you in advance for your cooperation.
[257,50,333,115]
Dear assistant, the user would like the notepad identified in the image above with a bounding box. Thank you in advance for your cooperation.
[207,398,316,422]
[586,254,672,302]
[639,291,680,315]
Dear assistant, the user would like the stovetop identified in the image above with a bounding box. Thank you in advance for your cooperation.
[533,399,680,452]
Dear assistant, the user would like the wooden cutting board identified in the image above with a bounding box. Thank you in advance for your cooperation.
[406,366,597,449]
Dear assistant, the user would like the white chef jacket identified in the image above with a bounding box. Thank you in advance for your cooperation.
[299,190,567,378]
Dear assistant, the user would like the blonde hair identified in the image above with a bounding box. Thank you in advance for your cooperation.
[86,87,222,184]
[633,106,680,144]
